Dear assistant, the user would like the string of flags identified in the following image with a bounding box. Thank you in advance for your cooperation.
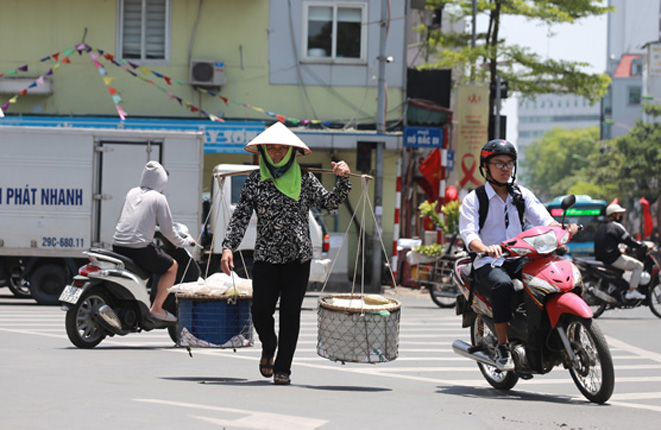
[0,43,333,126]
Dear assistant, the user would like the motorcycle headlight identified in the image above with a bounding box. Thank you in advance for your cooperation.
[560,231,570,245]
[509,247,533,256]
[522,230,558,254]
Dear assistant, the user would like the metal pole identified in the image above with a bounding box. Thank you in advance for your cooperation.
[376,0,388,133]
[494,74,502,139]
[371,142,384,293]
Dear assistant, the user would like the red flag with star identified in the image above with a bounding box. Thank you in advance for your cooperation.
[419,148,443,200]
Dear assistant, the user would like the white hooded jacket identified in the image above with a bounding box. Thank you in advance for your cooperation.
[112,161,188,248]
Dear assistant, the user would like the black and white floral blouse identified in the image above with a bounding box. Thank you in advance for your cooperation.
[222,170,351,264]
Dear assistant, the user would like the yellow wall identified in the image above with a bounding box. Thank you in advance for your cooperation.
[0,0,402,124]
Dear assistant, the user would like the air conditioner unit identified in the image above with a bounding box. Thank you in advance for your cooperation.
[189,59,227,87]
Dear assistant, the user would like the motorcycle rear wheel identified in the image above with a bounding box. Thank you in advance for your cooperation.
[65,287,109,348]
[563,315,614,404]
[582,277,607,318]
[648,282,661,319]
[429,283,458,308]
[470,314,518,390]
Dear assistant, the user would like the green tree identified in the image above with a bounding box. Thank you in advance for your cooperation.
[421,0,612,115]
[585,121,661,228]
[520,126,606,200]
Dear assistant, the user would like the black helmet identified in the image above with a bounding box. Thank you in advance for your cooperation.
[479,139,517,186]
[479,139,517,167]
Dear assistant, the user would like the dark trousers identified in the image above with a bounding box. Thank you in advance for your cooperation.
[251,259,311,376]
[474,258,526,324]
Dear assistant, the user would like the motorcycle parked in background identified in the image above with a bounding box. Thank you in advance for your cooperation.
[574,244,661,319]
[59,223,200,348]
[451,195,614,404]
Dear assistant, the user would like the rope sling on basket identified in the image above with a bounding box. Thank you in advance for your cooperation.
[169,172,256,352]
[317,174,401,364]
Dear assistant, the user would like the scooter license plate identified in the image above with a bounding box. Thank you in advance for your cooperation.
[59,285,83,304]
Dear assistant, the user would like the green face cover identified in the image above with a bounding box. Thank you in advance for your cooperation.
[259,146,302,201]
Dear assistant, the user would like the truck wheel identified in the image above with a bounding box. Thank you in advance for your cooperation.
[30,264,68,305]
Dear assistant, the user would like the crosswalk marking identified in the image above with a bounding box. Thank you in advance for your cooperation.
[4,302,661,412]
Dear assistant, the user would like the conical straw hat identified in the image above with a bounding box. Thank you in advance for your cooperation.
[244,122,311,156]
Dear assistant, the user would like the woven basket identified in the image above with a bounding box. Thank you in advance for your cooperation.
[176,294,253,349]
[317,293,401,363]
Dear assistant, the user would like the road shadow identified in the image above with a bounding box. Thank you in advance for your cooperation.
[161,375,391,391]
[436,385,604,406]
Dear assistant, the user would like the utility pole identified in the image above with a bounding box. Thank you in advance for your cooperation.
[371,0,388,293]
[494,74,502,139]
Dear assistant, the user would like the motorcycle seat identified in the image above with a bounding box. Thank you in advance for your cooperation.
[577,258,625,275]
[88,247,151,279]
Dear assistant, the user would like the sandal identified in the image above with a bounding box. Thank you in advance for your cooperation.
[273,372,291,385]
[259,357,274,378]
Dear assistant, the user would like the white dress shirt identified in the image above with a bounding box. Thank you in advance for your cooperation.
[459,182,554,269]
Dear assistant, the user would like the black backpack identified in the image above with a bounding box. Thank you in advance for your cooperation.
[475,184,526,232]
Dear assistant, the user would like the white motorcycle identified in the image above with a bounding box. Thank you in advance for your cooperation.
[59,223,200,348]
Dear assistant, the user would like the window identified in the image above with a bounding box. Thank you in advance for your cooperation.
[303,2,367,62]
[118,0,170,62]
[629,86,642,105]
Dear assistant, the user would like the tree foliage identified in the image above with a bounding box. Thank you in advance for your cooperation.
[520,126,606,200]
[421,0,612,106]
[600,122,661,202]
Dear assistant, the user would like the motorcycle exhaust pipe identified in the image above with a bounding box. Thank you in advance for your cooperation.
[587,285,617,305]
[452,339,498,368]
[96,305,123,334]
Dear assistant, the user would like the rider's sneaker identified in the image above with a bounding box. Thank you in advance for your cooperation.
[625,289,646,301]
[494,343,515,371]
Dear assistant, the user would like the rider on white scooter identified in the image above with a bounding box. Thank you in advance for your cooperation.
[459,139,578,370]
[112,160,196,322]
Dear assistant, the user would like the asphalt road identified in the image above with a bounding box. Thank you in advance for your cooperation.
[1,286,660,430]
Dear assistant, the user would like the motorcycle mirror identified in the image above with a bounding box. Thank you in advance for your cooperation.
[560,194,576,227]
[560,194,576,210]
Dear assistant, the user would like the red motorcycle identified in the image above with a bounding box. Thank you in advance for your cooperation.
[452,195,614,404]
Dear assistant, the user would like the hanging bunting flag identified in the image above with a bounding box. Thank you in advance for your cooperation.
[103,76,116,86]
[115,105,127,120]
[108,87,118,95]
[18,65,28,72]
[61,57,71,64]
[111,94,122,104]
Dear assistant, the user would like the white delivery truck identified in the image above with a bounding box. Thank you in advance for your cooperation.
[202,164,331,283]
[0,126,204,304]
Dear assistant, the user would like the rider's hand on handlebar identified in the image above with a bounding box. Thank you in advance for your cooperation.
[565,223,580,236]
[484,244,503,259]
[185,237,201,248]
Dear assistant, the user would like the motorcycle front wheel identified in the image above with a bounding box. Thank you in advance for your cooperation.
[470,314,518,390]
[563,315,614,404]
[648,282,661,318]
[65,287,109,348]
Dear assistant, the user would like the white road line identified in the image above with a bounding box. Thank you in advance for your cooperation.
[606,336,661,362]
[134,399,327,430]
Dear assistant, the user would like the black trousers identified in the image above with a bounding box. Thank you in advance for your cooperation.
[474,258,527,324]
[251,259,311,376]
